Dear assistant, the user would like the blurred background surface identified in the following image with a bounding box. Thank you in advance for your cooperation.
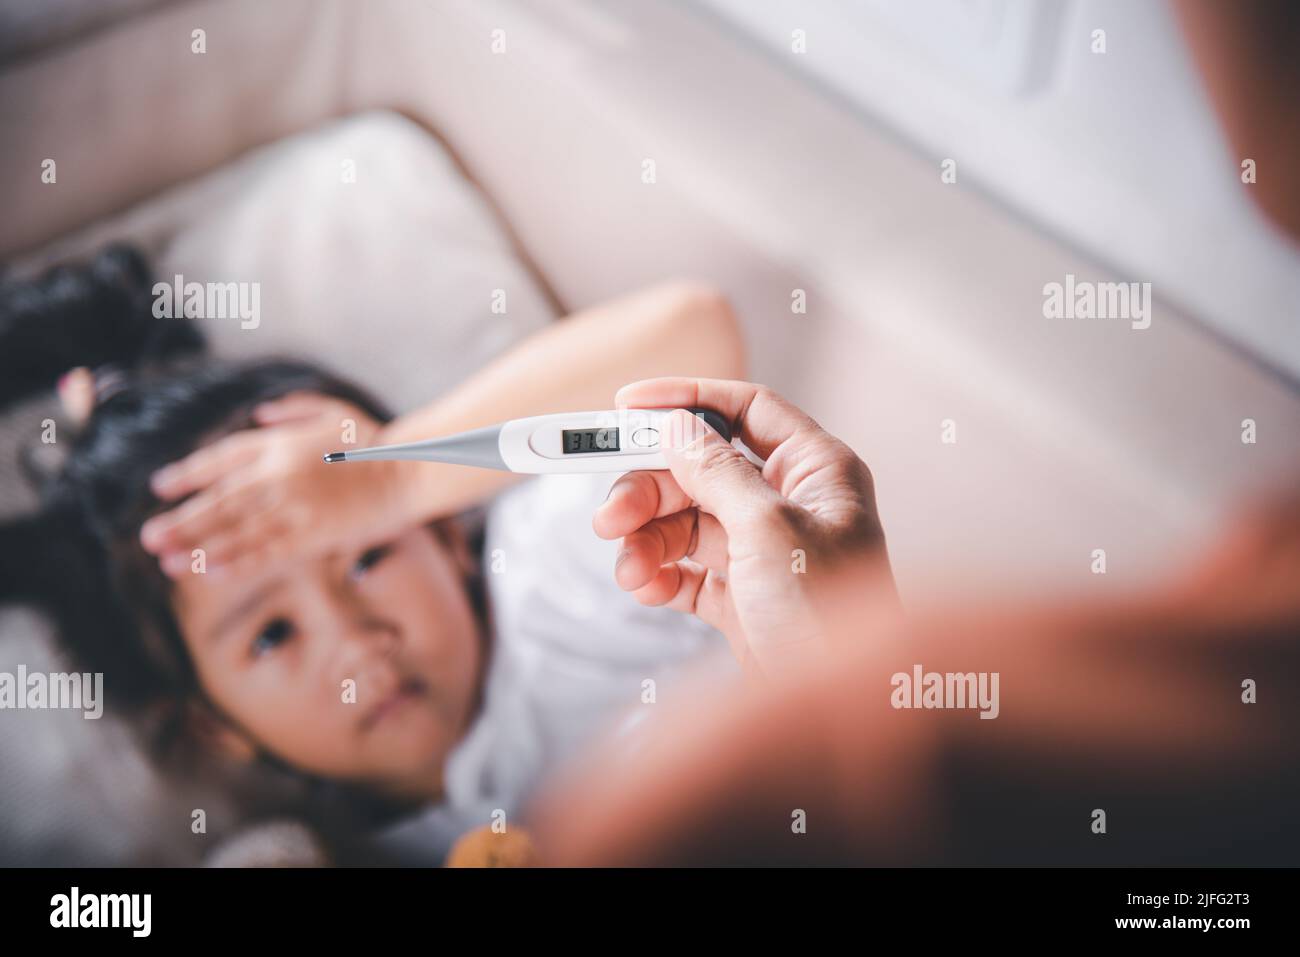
[1,0,1298,863]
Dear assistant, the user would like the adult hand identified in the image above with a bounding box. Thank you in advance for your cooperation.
[592,377,895,674]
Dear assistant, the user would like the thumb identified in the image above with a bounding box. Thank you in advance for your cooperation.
[252,391,343,426]
[660,409,786,534]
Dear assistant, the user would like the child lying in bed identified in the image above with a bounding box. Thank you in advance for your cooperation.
[0,245,745,864]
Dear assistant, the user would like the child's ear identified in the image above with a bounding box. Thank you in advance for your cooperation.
[184,699,259,763]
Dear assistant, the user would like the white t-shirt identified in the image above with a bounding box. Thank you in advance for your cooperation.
[369,473,737,863]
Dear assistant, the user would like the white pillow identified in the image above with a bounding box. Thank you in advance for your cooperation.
[13,109,558,413]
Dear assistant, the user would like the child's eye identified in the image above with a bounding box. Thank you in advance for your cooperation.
[350,544,392,581]
[251,617,294,658]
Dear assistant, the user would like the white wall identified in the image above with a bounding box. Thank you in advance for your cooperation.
[694,0,1300,381]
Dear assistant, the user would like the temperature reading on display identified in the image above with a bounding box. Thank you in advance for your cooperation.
[562,427,620,454]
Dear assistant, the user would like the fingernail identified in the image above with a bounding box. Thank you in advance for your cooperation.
[614,548,633,587]
[160,552,189,577]
[149,468,175,493]
[598,482,626,514]
[139,519,164,549]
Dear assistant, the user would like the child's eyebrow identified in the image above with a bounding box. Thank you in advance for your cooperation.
[207,579,284,645]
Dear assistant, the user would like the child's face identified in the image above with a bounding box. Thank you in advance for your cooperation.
[169,525,482,799]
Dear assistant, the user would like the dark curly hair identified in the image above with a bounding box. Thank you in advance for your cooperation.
[0,243,204,412]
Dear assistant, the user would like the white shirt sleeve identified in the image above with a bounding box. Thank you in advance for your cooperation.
[371,473,738,862]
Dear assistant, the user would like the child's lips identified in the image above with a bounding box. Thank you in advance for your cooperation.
[360,678,427,732]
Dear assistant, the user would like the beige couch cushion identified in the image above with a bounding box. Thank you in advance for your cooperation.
[10,109,557,412]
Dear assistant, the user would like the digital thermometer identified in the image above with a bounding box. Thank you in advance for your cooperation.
[323,408,732,473]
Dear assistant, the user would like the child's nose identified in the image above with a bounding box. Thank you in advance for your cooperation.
[315,589,401,675]
[331,619,401,694]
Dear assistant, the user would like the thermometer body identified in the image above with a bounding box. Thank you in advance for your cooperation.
[324,408,731,474]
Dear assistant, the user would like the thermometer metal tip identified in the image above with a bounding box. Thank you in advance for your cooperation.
[323,423,509,470]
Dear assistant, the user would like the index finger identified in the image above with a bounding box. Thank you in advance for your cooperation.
[252,391,353,426]
[592,470,693,540]
[614,377,819,461]
[149,431,260,501]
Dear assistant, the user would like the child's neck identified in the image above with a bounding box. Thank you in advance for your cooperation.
[368,758,447,806]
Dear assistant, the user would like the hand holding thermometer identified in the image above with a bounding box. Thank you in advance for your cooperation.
[323,408,732,473]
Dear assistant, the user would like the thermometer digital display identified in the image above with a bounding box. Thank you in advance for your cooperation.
[562,427,620,454]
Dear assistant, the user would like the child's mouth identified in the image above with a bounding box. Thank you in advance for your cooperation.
[360,677,427,732]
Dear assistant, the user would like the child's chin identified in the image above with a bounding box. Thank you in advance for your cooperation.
[373,713,456,766]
